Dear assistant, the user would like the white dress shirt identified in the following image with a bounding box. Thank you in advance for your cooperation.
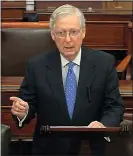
[60,48,81,87]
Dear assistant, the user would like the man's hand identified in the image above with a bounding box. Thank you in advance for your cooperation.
[88,121,106,128]
[10,96,29,120]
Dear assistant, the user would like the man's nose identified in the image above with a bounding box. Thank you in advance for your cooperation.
[65,32,71,42]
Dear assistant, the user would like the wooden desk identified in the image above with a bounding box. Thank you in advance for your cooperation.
[1,77,133,140]
[1,1,26,22]
[40,126,121,138]
[119,80,133,96]
[119,80,133,110]
[119,80,133,119]
[1,9,24,22]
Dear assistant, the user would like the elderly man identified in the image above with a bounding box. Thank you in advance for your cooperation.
[10,4,124,156]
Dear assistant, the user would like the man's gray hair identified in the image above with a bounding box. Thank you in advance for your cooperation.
[50,4,86,29]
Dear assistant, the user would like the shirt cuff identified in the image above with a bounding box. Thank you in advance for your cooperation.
[17,113,28,127]
[104,137,111,142]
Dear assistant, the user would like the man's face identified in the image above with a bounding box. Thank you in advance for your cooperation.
[51,14,86,60]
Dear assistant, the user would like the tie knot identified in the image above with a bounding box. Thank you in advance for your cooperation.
[68,62,75,70]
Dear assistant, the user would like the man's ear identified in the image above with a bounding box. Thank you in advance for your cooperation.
[51,31,55,41]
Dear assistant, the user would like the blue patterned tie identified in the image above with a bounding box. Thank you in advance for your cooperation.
[65,62,77,119]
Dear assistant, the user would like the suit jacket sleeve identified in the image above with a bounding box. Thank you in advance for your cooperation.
[100,56,124,127]
[18,59,37,127]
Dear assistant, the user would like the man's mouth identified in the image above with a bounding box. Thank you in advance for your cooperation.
[64,46,74,49]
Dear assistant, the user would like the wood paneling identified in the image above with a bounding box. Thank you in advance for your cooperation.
[127,22,133,55]
[84,22,128,50]
[1,1,132,22]
[35,1,103,10]
[1,1,26,8]
[103,1,133,10]
[38,12,132,21]
[2,9,24,18]
[1,1,26,21]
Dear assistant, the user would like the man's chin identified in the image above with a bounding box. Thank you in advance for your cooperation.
[64,51,76,56]
[63,52,77,60]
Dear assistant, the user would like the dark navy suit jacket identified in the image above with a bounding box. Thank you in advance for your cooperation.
[18,46,124,154]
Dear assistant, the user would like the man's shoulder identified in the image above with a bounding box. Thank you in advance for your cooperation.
[83,46,115,63]
[28,49,57,64]
[86,47,113,58]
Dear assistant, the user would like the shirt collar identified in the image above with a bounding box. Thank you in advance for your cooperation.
[60,48,81,68]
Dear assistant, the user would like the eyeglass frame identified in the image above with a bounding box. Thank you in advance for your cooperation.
[52,28,82,38]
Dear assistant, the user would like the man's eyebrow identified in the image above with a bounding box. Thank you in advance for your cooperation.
[56,28,79,31]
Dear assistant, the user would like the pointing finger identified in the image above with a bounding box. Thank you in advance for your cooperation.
[10,96,23,103]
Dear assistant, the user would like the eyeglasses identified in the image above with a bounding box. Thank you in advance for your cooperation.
[54,29,81,38]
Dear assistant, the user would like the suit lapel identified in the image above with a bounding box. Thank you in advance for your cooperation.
[72,46,96,120]
[44,47,97,122]
[44,50,71,122]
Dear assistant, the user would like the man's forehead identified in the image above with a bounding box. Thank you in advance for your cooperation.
[54,18,80,30]
[54,28,80,31]
[55,14,80,23]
